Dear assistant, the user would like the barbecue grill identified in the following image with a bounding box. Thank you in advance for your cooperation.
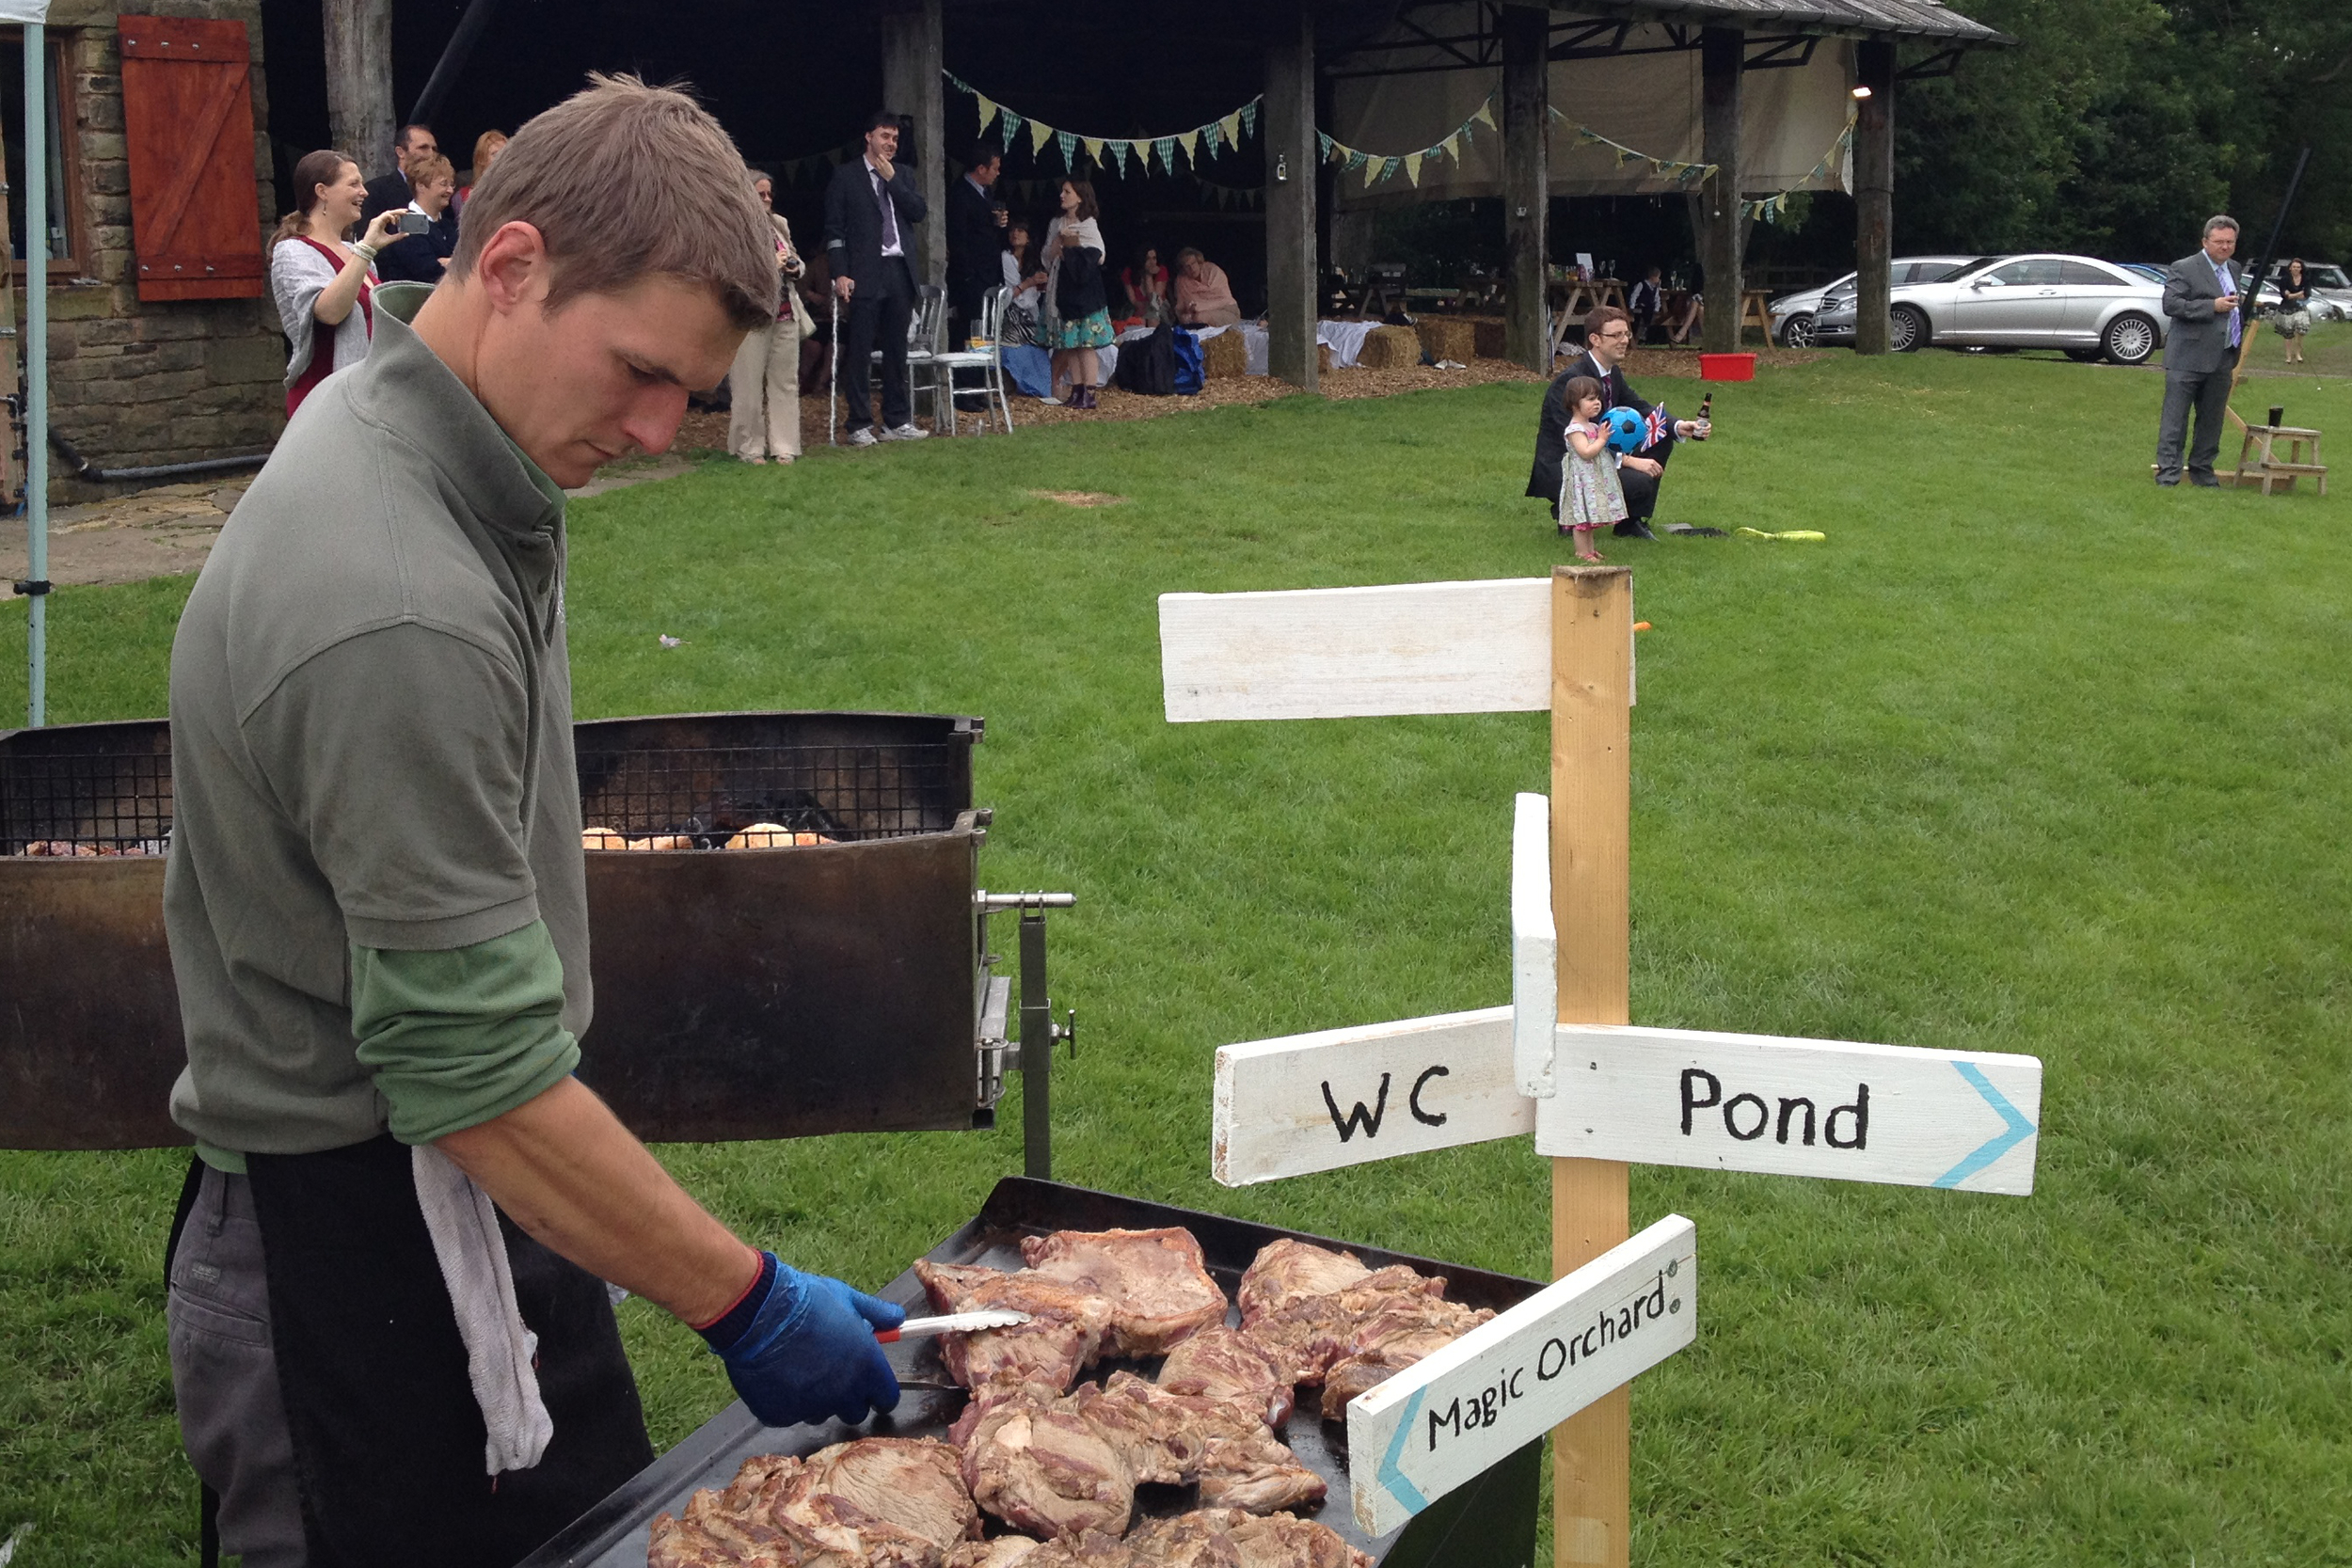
[517,1178,1543,1568]
[0,711,1073,1164]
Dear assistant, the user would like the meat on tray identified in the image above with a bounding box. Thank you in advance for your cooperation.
[1016,1228,1230,1357]
[1233,1240,1377,1323]
[646,1438,977,1568]
[1154,1325,1295,1427]
[914,1259,1115,1412]
[1233,1242,1490,1412]
[1126,1509,1373,1568]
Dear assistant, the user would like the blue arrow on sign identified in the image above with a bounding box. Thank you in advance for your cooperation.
[1377,1385,1432,1515]
[1932,1061,2036,1189]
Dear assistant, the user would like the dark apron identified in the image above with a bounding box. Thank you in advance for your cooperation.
[173,1136,653,1567]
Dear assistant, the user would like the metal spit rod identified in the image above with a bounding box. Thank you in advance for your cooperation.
[975,891,1076,1180]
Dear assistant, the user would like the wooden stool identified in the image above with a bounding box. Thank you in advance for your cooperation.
[2234,424,2326,496]
[1739,289,1772,343]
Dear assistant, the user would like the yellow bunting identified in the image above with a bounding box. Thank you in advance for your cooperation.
[975,95,998,135]
[1405,151,1423,185]
[1177,128,1200,163]
[1440,132,1461,163]
[1220,109,1244,149]
[1084,136,1104,161]
[1473,98,1499,130]
[1030,118,1053,154]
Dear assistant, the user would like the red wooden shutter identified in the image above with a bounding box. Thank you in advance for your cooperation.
[119,15,265,301]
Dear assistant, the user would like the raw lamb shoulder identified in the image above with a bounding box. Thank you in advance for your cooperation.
[1017,1228,1230,1357]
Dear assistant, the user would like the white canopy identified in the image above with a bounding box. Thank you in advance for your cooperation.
[0,2,50,21]
[1331,8,1857,208]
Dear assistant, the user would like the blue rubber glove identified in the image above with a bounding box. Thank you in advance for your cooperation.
[697,1251,905,1427]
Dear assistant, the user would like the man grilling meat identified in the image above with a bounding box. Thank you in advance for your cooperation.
[161,79,903,1568]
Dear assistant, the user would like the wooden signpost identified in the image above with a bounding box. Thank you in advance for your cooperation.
[1161,567,2044,1567]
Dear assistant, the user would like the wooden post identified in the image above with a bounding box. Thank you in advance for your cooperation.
[1502,5,1550,372]
[1852,40,1896,356]
[880,0,946,289]
[1263,2,1318,391]
[1697,27,1743,355]
[1549,564,1632,1568]
[322,0,394,181]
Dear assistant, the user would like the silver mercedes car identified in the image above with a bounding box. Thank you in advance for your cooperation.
[1814,253,2170,364]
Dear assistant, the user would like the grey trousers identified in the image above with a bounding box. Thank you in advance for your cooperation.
[2156,365,2235,477]
[167,1164,308,1568]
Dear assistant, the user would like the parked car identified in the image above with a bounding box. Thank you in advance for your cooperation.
[1770,257,1979,347]
[2121,262,2169,285]
[1807,258,1996,346]
[1815,253,2169,363]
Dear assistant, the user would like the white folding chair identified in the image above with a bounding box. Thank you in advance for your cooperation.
[881,284,950,432]
[929,287,1016,436]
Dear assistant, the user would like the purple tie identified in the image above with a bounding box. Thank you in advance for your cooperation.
[873,167,899,254]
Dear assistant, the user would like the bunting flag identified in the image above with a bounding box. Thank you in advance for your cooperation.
[1738,116,1854,225]
[1549,105,1716,185]
[1318,90,1498,191]
[943,71,1262,178]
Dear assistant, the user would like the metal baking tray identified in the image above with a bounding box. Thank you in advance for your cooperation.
[520,1178,1542,1568]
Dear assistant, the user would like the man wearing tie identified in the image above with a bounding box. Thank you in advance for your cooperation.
[824,110,930,447]
[2155,215,2246,487]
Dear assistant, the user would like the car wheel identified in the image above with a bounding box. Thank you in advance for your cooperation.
[1781,313,1817,348]
[2104,312,2158,366]
[1888,304,1928,353]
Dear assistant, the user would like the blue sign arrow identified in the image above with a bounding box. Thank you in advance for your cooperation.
[1376,1385,1432,1517]
[1932,1060,2036,1189]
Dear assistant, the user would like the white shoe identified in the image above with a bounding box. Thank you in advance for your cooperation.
[880,422,930,442]
[1039,395,1065,406]
[848,427,879,448]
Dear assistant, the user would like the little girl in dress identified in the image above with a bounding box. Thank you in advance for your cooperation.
[1558,376,1628,562]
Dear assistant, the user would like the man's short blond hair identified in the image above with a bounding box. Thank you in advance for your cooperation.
[450,73,776,331]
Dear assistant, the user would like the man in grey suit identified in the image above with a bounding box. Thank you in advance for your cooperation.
[2155,215,2246,487]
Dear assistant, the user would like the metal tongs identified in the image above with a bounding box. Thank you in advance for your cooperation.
[874,1308,1033,1344]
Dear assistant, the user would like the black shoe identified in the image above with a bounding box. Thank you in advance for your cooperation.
[2155,470,2181,486]
[1613,518,1659,541]
[2188,470,2220,488]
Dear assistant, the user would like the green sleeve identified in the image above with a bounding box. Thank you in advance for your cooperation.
[351,919,582,1144]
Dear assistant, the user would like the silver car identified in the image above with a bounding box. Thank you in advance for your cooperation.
[1821,253,2169,364]
[2254,262,2350,323]
[1770,256,1979,347]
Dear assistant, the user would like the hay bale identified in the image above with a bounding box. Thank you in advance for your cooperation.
[1358,325,1424,369]
[1416,318,1476,364]
[1319,341,1334,373]
[1473,319,1508,360]
[1201,330,1249,379]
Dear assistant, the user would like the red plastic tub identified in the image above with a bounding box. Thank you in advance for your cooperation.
[1698,352,1756,382]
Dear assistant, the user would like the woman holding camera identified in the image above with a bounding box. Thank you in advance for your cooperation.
[729,170,810,464]
[269,148,405,417]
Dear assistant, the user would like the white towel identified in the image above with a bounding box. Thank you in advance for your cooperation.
[411,1145,554,1474]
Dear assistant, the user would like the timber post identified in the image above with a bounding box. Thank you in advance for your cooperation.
[1549,564,1633,1568]
[323,0,393,181]
[1852,40,1896,356]
[1698,27,1743,355]
[880,0,946,289]
[1263,1,1318,391]
[1502,5,1550,372]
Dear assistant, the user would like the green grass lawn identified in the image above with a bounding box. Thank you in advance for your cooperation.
[4,347,2348,1566]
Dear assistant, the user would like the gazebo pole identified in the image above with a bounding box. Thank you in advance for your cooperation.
[880,0,946,290]
[1501,5,1549,372]
[24,17,47,725]
[1263,1,1317,391]
[1697,26,1743,355]
[1852,40,1896,356]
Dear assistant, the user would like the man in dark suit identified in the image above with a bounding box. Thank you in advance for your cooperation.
[1528,305,1702,539]
[361,124,439,225]
[823,109,930,446]
[946,143,1006,335]
[2155,214,2245,487]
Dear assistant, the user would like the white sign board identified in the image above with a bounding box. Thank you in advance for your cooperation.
[1511,792,1557,1098]
[1213,1008,1533,1186]
[1347,1214,1697,1536]
[1534,1024,2042,1195]
[1159,579,1552,722]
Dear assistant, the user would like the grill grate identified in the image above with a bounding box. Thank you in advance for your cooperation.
[573,740,965,847]
[0,736,175,855]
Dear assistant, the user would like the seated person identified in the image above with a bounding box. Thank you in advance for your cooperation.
[371,151,457,283]
[1629,266,1664,343]
[1121,245,1171,328]
[1172,247,1242,328]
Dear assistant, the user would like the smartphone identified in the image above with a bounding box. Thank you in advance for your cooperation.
[398,211,432,236]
